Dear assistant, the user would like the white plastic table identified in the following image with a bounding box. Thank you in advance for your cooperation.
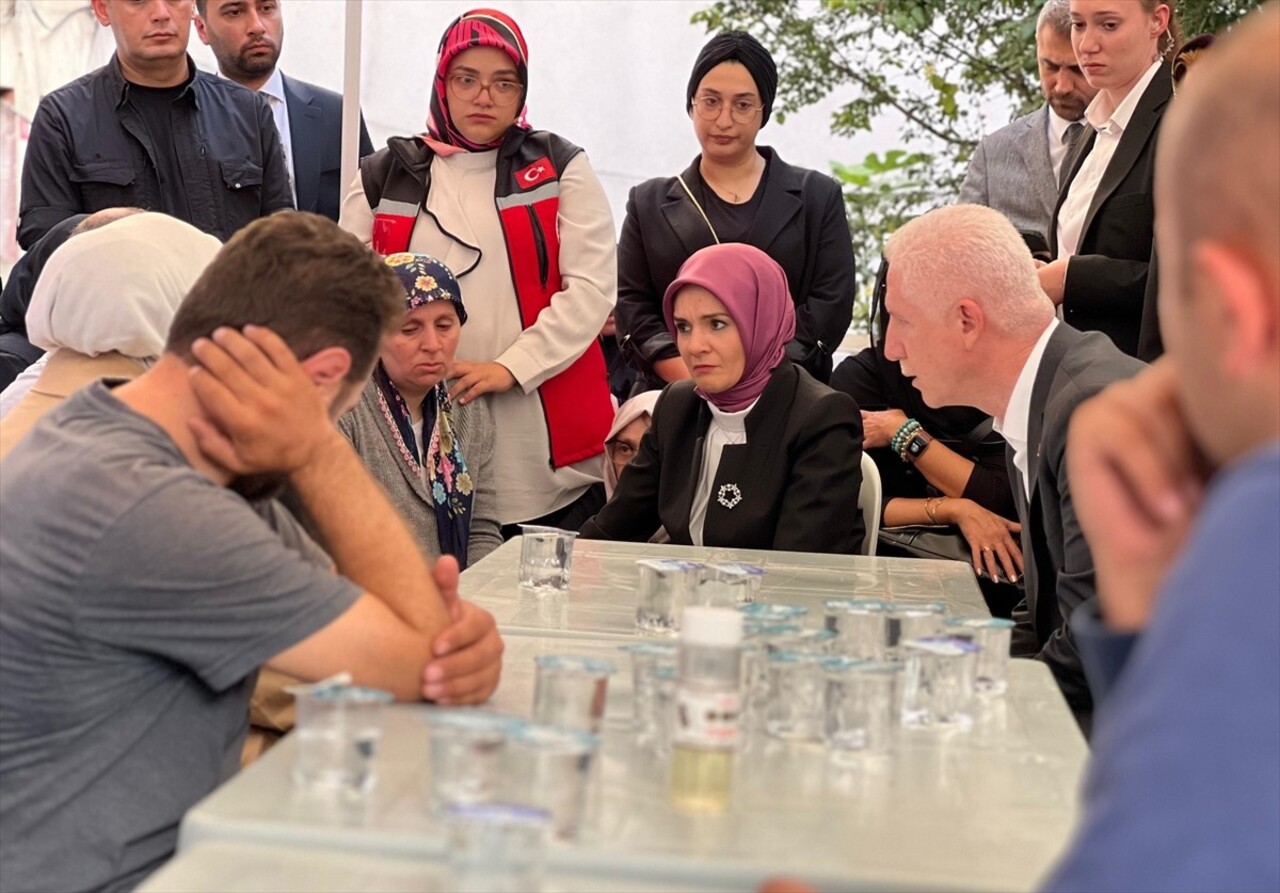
[139,841,741,893]
[463,538,991,640]
[178,633,1085,893]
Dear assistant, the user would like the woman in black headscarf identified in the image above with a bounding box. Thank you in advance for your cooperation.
[614,31,858,391]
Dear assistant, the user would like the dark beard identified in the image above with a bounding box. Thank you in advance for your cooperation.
[229,472,289,503]
[229,43,280,78]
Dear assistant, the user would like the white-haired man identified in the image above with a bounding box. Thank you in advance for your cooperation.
[880,203,1144,730]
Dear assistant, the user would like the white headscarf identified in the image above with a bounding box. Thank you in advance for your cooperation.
[25,212,222,357]
[603,389,661,498]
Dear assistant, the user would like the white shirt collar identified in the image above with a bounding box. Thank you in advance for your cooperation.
[994,318,1060,496]
[217,66,286,105]
[1046,106,1077,143]
[1084,59,1162,136]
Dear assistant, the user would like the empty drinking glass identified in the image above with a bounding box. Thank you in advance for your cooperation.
[764,651,826,741]
[635,559,704,633]
[531,655,615,734]
[765,628,837,655]
[946,617,1015,695]
[824,598,890,661]
[822,657,900,759]
[700,562,765,606]
[651,664,679,758]
[901,636,980,729]
[886,601,947,661]
[446,802,551,893]
[504,724,600,840]
[620,642,678,748]
[426,710,522,813]
[519,525,578,595]
[739,603,808,624]
[291,684,393,795]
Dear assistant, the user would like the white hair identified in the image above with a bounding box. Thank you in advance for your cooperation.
[884,204,1054,338]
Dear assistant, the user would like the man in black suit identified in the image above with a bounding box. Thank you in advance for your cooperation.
[196,0,373,221]
[880,204,1145,731]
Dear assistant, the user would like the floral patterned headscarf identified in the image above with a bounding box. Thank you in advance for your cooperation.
[376,253,474,567]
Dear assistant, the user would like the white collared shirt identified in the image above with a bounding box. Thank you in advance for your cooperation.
[222,67,296,205]
[688,398,755,546]
[994,318,1060,500]
[1046,107,1080,184]
[1055,59,1162,261]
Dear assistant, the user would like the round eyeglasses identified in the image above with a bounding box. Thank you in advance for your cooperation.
[447,73,523,107]
[691,95,764,124]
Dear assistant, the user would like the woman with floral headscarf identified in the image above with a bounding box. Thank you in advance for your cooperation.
[338,253,501,568]
[340,8,616,536]
[581,243,865,554]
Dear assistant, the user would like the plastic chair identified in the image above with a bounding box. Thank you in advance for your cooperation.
[858,451,881,556]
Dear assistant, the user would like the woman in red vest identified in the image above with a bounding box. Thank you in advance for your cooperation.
[340,8,616,535]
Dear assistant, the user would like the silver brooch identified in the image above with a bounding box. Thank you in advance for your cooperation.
[717,483,743,509]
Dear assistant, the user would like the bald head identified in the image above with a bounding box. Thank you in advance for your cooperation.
[1155,2,1280,464]
[71,206,146,236]
[1158,3,1280,293]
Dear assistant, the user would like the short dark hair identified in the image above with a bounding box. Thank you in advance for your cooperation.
[194,0,207,16]
[166,212,402,383]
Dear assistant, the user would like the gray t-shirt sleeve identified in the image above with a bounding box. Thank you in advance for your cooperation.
[75,479,361,693]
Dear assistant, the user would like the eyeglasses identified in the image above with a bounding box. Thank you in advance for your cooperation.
[447,73,522,106]
[691,95,764,124]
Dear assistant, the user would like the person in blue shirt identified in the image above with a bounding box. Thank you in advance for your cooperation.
[1048,5,1280,890]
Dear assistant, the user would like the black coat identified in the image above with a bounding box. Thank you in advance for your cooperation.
[1050,68,1173,357]
[1010,324,1146,729]
[614,148,856,389]
[581,361,865,554]
[280,74,373,222]
[18,55,293,249]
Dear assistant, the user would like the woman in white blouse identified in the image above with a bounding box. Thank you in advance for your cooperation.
[1038,0,1181,357]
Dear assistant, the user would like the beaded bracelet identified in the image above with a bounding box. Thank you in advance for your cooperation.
[889,418,921,455]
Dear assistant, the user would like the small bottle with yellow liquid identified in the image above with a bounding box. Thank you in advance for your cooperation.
[669,606,744,813]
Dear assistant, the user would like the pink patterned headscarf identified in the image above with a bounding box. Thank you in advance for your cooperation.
[424,8,531,154]
[662,243,796,413]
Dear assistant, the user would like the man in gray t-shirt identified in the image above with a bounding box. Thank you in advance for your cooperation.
[0,383,359,891]
[0,213,505,892]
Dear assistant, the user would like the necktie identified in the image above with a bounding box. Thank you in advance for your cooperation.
[1065,121,1085,146]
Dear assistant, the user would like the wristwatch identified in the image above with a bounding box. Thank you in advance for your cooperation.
[905,429,934,462]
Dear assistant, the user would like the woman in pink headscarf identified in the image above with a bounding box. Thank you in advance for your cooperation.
[581,243,865,554]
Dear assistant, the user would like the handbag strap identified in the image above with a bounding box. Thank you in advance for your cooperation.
[676,174,721,245]
[957,416,995,451]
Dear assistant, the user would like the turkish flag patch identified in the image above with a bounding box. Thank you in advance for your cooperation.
[515,156,556,190]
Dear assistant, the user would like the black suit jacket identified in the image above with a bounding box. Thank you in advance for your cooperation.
[281,74,373,222]
[615,148,856,388]
[1050,68,1172,357]
[1010,324,1146,727]
[581,361,866,554]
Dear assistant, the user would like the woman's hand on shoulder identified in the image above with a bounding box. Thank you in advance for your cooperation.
[448,361,517,406]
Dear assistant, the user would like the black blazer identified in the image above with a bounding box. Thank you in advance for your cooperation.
[614,148,857,388]
[281,74,374,222]
[1050,68,1172,357]
[581,362,865,554]
[1009,324,1146,728]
